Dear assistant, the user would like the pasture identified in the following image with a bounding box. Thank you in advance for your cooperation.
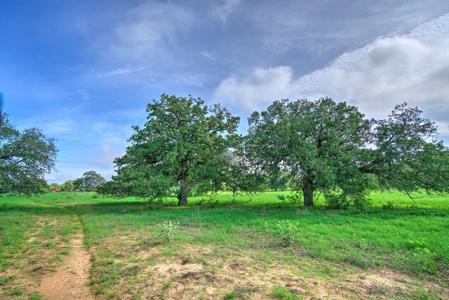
[1,191,448,299]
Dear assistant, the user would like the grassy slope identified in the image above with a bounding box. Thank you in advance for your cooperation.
[0,191,448,299]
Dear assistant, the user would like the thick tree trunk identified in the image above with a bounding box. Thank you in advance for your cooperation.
[178,184,188,206]
[302,177,314,207]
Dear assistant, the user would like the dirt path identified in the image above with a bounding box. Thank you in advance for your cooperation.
[37,231,93,300]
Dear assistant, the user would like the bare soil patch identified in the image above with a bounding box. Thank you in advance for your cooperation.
[86,229,449,299]
[37,232,92,300]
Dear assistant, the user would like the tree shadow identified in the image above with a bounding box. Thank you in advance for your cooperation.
[1,197,448,223]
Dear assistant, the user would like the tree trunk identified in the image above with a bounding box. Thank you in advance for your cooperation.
[302,177,314,207]
[178,184,188,206]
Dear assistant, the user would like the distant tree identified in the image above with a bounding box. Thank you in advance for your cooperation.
[246,98,449,207]
[74,171,105,192]
[220,146,266,201]
[0,115,57,194]
[102,94,239,205]
[49,183,60,190]
[73,178,83,190]
[61,180,75,191]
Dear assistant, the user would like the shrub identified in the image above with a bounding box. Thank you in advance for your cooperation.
[324,190,371,210]
[277,192,302,204]
[157,221,179,243]
[146,197,164,210]
[382,201,395,209]
[324,192,350,209]
[276,221,297,247]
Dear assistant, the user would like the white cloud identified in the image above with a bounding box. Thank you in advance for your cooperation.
[215,13,449,122]
[215,66,299,111]
[435,121,449,137]
[95,66,146,78]
[92,143,124,169]
[215,0,240,23]
[27,109,140,183]
[200,50,217,61]
[47,162,115,184]
[111,1,193,58]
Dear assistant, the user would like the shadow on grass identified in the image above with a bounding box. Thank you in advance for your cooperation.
[1,197,449,223]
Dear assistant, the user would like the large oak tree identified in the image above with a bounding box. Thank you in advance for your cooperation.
[246,98,449,207]
[105,95,239,205]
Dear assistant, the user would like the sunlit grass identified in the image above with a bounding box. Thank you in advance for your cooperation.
[1,190,448,298]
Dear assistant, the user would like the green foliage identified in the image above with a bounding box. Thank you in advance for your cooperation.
[246,98,449,208]
[223,291,237,300]
[277,192,302,204]
[157,221,179,243]
[101,94,239,205]
[74,170,106,192]
[272,286,298,300]
[366,103,449,195]
[0,115,56,194]
[0,275,10,285]
[60,180,75,191]
[324,190,371,210]
[382,201,395,209]
[274,221,298,247]
[49,183,60,190]
[220,146,266,201]
[246,98,372,207]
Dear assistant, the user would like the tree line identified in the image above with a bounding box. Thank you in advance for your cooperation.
[50,171,106,192]
[2,94,449,208]
[99,95,449,208]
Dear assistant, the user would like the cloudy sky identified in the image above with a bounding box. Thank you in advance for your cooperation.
[2,0,449,183]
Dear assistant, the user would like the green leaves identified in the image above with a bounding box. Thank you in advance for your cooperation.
[74,171,106,192]
[102,95,449,209]
[246,98,449,207]
[246,98,371,206]
[102,95,239,205]
[0,116,56,194]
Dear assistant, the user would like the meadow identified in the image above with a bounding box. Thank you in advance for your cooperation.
[0,191,448,299]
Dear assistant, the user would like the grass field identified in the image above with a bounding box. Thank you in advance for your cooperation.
[1,191,448,299]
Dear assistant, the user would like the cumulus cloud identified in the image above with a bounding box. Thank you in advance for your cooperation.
[214,13,449,124]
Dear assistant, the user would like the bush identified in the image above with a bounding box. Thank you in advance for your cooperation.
[157,221,179,243]
[197,194,219,207]
[276,221,297,247]
[324,192,350,209]
[146,197,164,210]
[277,192,302,204]
[383,201,395,209]
[324,190,371,210]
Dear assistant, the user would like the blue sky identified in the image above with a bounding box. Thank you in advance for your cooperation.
[2,0,449,183]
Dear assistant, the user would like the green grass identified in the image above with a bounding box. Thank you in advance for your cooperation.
[272,285,298,300]
[1,190,448,298]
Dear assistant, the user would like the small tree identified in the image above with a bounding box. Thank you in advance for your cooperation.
[246,98,449,207]
[104,95,239,205]
[0,115,57,194]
